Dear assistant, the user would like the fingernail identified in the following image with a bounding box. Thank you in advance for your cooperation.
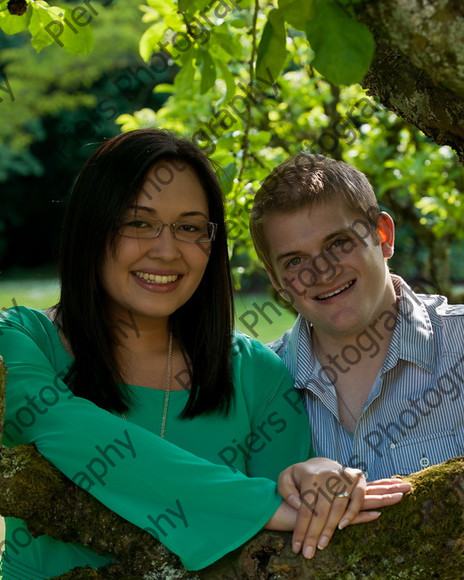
[338,518,349,530]
[304,545,315,559]
[288,494,301,509]
[369,511,381,518]
[292,541,302,553]
[317,536,329,550]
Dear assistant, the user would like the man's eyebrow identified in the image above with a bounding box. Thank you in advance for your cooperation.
[127,206,208,219]
[324,228,353,242]
[276,249,304,263]
[275,229,353,263]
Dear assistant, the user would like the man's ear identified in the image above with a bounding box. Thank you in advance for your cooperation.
[264,265,291,302]
[377,212,395,259]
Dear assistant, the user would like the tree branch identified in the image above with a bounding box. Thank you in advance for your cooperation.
[354,0,464,161]
[237,0,260,183]
[1,357,463,579]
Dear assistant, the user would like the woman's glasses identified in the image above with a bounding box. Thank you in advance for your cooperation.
[118,215,217,243]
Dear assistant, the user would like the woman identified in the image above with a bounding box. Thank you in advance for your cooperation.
[0,130,408,578]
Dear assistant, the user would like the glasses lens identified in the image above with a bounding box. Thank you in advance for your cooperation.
[119,216,161,238]
[174,221,214,243]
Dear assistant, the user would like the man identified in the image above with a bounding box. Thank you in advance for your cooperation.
[250,152,464,480]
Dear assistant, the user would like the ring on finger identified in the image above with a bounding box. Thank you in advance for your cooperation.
[334,491,350,498]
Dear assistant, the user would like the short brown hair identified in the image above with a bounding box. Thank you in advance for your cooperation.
[250,153,380,271]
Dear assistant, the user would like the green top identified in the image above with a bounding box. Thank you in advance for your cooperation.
[0,306,312,578]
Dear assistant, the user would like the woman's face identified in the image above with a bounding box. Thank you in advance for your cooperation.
[101,162,212,326]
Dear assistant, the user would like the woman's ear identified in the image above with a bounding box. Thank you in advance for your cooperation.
[377,212,395,259]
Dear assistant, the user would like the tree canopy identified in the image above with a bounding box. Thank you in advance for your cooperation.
[1,0,463,296]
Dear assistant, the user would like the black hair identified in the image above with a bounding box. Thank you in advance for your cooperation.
[56,129,234,418]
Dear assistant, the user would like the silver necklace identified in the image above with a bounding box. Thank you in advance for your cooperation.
[121,329,174,439]
[160,329,174,439]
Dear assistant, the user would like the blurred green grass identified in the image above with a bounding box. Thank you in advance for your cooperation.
[0,278,60,311]
[234,292,296,343]
[0,269,296,345]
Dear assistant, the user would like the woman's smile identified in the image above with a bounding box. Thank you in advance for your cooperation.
[131,270,183,291]
[101,163,211,323]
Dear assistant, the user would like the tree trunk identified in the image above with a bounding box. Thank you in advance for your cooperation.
[1,358,463,579]
[354,0,464,162]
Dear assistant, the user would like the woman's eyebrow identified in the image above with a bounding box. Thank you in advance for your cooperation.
[128,205,156,213]
[180,211,209,219]
[127,206,208,219]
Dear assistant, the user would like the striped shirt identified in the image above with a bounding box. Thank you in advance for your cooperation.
[269,275,464,481]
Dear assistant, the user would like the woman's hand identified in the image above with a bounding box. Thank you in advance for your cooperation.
[275,459,411,559]
[274,458,365,558]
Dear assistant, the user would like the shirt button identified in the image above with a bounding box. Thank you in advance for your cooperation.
[420,457,430,468]
[390,443,396,449]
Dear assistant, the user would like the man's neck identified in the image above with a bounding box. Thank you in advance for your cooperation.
[311,312,397,432]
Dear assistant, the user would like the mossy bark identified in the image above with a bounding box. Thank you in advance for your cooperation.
[354,0,464,162]
[1,357,464,578]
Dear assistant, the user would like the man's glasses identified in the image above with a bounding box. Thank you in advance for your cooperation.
[118,215,217,243]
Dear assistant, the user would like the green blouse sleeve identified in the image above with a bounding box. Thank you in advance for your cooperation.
[0,308,283,571]
[231,333,314,481]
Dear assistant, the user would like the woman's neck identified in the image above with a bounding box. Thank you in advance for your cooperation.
[109,309,171,355]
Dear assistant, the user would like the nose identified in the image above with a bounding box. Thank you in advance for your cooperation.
[310,251,340,285]
[146,225,181,260]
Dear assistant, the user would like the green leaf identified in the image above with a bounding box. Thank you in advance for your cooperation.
[178,0,211,16]
[256,8,287,83]
[0,6,32,34]
[146,0,176,15]
[28,2,56,52]
[196,48,216,94]
[217,58,236,102]
[212,29,243,59]
[217,161,237,195]
[334,0,364,17]
[229,17,247,29]
[305,0,374,85]
[173,53,195,95]
[154,83,175,93]
[278,0,316,31]
[139,21,166,61]
[178,0,195,10]
[28,3,93,55]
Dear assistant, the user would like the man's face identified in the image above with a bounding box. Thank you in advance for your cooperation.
[262,199,396,342]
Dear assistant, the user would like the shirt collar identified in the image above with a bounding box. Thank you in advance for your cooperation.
[279,315,318,390]
[384,275,435,373]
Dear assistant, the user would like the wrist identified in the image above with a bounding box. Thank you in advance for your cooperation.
[264,500,297,531]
